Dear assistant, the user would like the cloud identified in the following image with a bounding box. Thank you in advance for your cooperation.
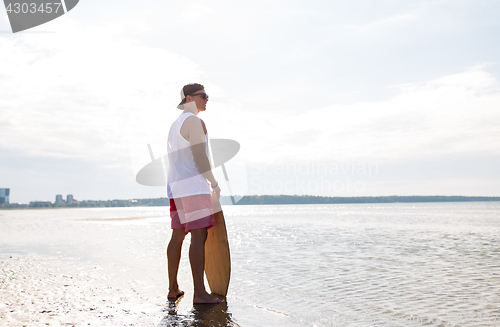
[314,65,500,160]
[0,18,207,170]
[218,65,500,166]
[0,17,221,203]
[351,12,421,32]
[173,3,217,25]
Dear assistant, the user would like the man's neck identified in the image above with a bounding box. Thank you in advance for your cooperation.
[182,102,199,115]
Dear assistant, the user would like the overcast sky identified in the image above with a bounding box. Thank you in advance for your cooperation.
[1,0,499,203]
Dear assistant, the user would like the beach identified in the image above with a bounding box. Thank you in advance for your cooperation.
[1,254,163,326]
[0,208,169,326]
[0,207,289,326]
[1,203,500,326]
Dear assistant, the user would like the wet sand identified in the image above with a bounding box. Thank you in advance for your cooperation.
[1,255,162,326]
[75,216,158,222]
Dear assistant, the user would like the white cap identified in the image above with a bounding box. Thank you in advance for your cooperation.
[177,89,186,109]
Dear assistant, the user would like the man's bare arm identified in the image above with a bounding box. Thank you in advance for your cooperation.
[184,116,218,187]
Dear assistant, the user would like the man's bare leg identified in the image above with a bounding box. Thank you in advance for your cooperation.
[190,228,222,304]
[167,228,187,299]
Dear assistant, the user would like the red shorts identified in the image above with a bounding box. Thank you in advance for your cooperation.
[170,194,215,232]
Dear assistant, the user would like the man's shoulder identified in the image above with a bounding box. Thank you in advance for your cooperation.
[184,114,202,124]
[184,115,207,134]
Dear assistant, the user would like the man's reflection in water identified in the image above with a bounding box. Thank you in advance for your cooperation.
[159,297,235,327]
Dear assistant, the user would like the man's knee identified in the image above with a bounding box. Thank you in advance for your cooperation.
[170,229,187,244]
[190,228,208,244]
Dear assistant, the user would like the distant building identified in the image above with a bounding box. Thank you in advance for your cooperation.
[67,194,73,204]
[55,194,63,203]
[29,201,52,208]
[6,203,28,208]
[0,188,9,205]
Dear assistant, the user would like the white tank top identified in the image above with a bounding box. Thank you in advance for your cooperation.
[167,112,211,199]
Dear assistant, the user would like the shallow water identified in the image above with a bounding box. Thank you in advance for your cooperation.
[1,202,499,326]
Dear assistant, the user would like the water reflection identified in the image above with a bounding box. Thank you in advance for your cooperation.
[159,296,235,327]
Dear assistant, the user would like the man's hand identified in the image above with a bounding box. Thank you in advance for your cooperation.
[212,184,221,201]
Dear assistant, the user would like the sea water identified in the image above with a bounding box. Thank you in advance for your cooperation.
[0,202,499,326]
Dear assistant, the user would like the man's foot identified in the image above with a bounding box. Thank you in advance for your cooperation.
[193,292,223,304]
[167,289,185,301]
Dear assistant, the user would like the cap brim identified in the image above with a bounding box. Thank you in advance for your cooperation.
[177,99,186,109]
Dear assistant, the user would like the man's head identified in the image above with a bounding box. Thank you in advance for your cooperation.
[177,83,209,112]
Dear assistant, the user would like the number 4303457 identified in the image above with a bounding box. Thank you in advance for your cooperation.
[6,2,62,14]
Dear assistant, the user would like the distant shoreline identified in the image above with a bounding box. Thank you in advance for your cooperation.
[1,195,500,209]
[229,195,500,205]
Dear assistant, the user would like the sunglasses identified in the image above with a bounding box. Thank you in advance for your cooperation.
[190,92,209,100]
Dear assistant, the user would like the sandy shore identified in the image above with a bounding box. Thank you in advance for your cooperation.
[0,255,163,327]
[0,207,304,327]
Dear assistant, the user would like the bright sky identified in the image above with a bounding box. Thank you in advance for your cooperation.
[1,0,499,203]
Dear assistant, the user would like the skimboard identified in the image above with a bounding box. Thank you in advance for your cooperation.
[204,196,231,297]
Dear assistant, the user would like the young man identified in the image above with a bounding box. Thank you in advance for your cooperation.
[166,83,222,304]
